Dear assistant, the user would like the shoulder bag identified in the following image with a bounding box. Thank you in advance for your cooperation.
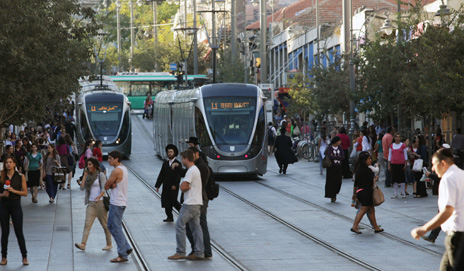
[52,166,67,184]
[322,148,332,168]
[372,184,385,206]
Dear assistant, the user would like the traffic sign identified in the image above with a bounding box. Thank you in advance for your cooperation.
[170,63,177,71]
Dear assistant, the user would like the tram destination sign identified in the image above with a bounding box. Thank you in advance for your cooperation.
[90,105,119,112]
[209,102,251,110]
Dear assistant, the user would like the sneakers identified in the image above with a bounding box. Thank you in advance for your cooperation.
[102,245,112,251]
[168,254,186,260]
[75,243,86,250]
[422,236,436,244]
[401,192,406,198]
[391,194,397,199]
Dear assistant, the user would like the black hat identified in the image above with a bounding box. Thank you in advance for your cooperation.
[331,136,341,145]
[186,137,199,145]
[165,144,179,156]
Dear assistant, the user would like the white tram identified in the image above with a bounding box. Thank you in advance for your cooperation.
[153,83,267,175]
[76,78,132,158]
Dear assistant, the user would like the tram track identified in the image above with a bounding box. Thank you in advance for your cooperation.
[125,163,250,271]
[252,180,443,257]
[219,185,383,271]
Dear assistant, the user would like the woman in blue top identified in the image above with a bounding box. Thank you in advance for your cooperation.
[26,144,42,203]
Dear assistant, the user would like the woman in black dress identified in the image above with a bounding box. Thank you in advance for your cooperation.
[274,127,298,174]
[325,136,345,202]
[351,152,384,234]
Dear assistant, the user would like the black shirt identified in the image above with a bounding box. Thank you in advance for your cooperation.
[0,171,23,201]
[354,165,374,190]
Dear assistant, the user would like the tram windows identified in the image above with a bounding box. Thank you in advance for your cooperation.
[203,97,257,145]
[86,103,123,137]
[80,110,91,140]
[252,106,266,146]
[118,112,130,143]
[195,107,212,147]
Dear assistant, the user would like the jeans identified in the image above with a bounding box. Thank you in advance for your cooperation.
[176,204,203,257]
[45,174,58,200]
[81,201,111,245]
[0,200,27,258]
[107,204,132,258]
[186,200,211,257]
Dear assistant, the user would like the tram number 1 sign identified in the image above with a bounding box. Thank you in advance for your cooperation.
[259,84,274,101]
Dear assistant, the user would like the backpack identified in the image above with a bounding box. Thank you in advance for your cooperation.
[268,127,275,141]
[78,154,86,169]
[205,166,219,200]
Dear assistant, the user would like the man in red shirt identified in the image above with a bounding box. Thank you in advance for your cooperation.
[337,127,352,178]
[382,127,394,187]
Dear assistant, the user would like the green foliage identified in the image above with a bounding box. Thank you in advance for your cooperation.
[216,48,246,83]
[0,0,99,126]
[287,56,350,120]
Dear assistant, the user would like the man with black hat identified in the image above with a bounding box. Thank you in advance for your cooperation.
[155,144,182,222]
[187,137,207,162]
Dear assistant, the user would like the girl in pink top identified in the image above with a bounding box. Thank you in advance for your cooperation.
[388,133,408,198]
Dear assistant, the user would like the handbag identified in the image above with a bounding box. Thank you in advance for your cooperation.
[322,149,332,168]
[372,185,385,206]
[52,166,67,184]
[412,159,423,172]
[78,154,86,169]
[350,148,358,159]
[103,196,110,211]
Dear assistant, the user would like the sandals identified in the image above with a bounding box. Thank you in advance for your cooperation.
[110,256,128,263]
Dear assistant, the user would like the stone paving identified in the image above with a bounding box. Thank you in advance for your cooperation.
[3,114,445,271]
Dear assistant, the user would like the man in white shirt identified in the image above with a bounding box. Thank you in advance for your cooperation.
[168,149,204,261]
[411,148,464,271]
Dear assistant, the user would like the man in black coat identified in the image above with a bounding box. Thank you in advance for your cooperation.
[155,144,182,222]
[187,137,208,163]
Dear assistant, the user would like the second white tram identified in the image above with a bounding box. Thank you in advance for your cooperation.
[153,83,267,175]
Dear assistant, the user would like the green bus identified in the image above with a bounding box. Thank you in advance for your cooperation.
[110,72,209,110]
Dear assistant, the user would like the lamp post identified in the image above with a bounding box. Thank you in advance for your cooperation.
[116,0,122,72]
[251,0,267,83]
[348,7,395,136]
[94,29,109,87]
[129,0,135,72]
[145,0,159,72]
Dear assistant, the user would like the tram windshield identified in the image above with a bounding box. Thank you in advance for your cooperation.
[203,97,257,145]
[86,102,123,138]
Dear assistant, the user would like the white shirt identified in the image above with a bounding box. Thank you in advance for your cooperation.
[319,137,330,158]
[110,165,128,207]
[168,158,175,167]
[89,175,102,202]
[438,164,464,232]
[181,165,203,205]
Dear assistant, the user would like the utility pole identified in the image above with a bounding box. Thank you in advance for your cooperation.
[212,0,217,83]
[231,0,237,60]
[116,1,121,72]
[397,1,402,133]
[259,0,267,83]
[153,0,158,71]
[130,0,134,72]
[193,0,198,74]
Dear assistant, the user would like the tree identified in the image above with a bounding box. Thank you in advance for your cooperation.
[287,56,350,120]
[216,48,246,83]
[0,0,99,127]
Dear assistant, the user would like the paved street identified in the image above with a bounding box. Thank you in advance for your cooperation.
[4,114,443,270]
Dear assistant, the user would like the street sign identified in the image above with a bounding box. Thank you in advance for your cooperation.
[259,83,274,101]
[170,63,177,71]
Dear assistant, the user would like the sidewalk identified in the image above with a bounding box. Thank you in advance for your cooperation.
[1,177,139,271]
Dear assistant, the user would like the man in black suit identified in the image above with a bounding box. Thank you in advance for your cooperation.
[155,144,182,222]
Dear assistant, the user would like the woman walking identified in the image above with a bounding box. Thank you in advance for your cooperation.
[317,127,330,175]
[414,135,428,198]
[56,136,71,190]
[43,144,61,203]
[25,144,42,203]
[325,136,345,202]
[64,134,78,186]
[75,158,112,251]
[388,133,408,199]
[0,156,29,265]
[274,127,298,174]
[13,140,27,173]
[351,152,384,234]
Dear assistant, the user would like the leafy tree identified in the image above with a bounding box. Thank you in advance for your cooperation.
[287,56,350,120]
[0,0,99,127]
[216,48,246,83]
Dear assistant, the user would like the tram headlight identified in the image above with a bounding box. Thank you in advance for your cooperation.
[115,138,120,144]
